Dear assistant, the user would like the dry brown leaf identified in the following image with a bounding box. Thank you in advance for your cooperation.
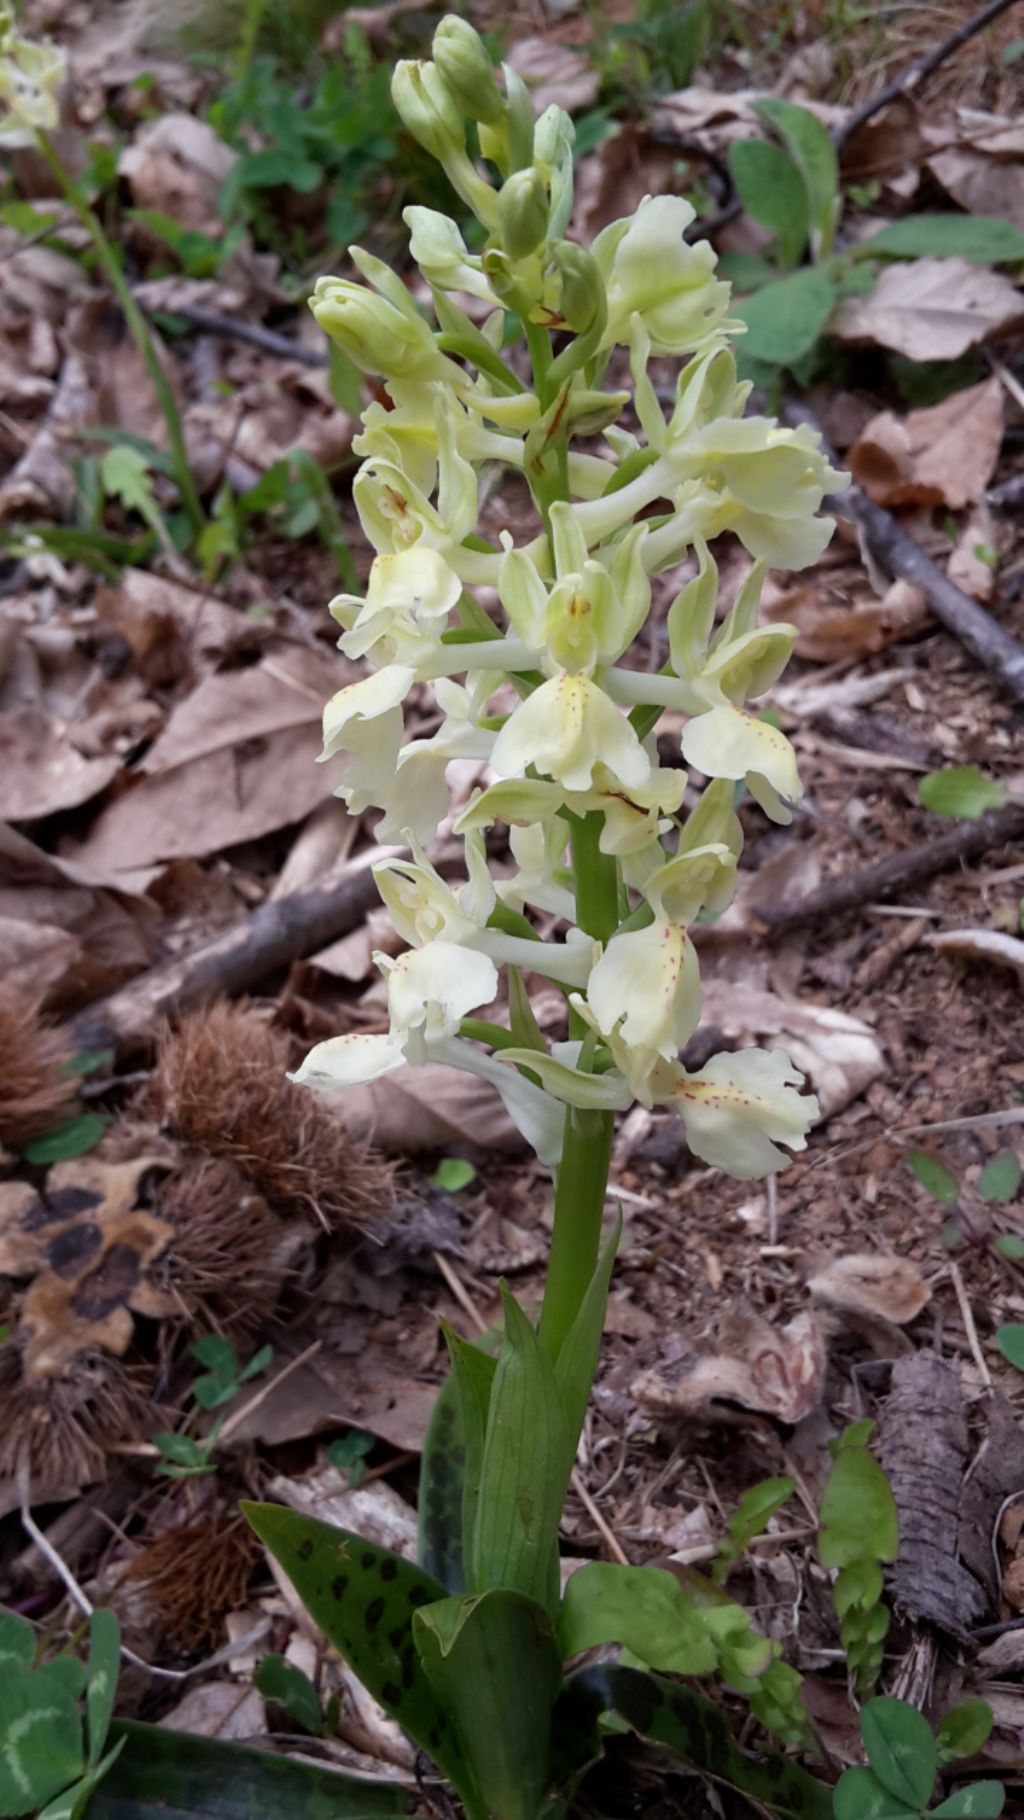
[157,1683,266,1741]
[0,350,95,521]
[929,119,1024,232]
[120,115,238,237]
[764,576,928,662]
[0,825,156,1004]
[808,1254,931,1326]
[506,39,600,115]
[95,567,271,681]
[924,928,1024,987]
[948,504,998,601]
[269,1468,419,1560]
[63,645,347,889]
[323,1060,528,1153]
[832,259,1024,361]
[228,1356,436,1455]
[0,706,121,822]
[699,974,884,1118]
[848,378,1004,510]
[633,1308,826,1426]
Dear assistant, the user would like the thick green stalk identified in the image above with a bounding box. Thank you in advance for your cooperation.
[36,132,206,538]
[538,812,619,1362]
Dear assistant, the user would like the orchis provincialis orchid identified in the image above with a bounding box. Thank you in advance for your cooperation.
[292,15,848,1356]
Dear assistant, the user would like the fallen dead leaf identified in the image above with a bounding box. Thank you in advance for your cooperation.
[267,1468,419,1559]
[924,928,1024,988]
[948,503,998,601]
[848,378,1004,511]
[324,1060,528,1153]
[699,973,884,1119]
[63,645,348,890]
[832,259,1024,361]
[763,576,928,663]
[506,39,600,115]
[0,706,121,822]
[120,114,238,237]
[225,1356,437,1455]
[633,1308,826,1426]
[157,1682,266,1741]
[807,1254,931,1326]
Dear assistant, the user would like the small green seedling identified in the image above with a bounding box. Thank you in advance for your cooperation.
[253,1655,324,1735]
[0,1607,125,1820]
[909,1150,1022,1259]
[430,1157,478,1192]
[819,1422,898,1696]
[834,1696,1002,1819]
[919,767,1012,821]
[711,1476,795,1586]
[327,1429,375,1485]
[151,1336,272,1478]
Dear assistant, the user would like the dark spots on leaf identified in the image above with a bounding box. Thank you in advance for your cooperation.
[401,1645,417,1690]
[381,1681,401,1706]
[408,1584,430,1607]
[331,1574,348,1600]
[297,1539,314,1563]
[623,1675,659,1735]
[361,1550,376,1570]
[428,1725,442,1749]
[365,1596,385,1634]
[388,1624,407,1649]
[380,1556,398,1581]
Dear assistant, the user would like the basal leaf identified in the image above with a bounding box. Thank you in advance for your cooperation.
[95,1721,407,1819]
[978,1155,1021,1205]
[415,1590,561,1820]
[861,1698,937,1808]
[909,1150,960,1205]
[728,139,808,269]
[242,1505,472,1801]
[38,1742,126,1820]
[994,1325,1024,1372]
[435,1325,497,1594]
[254,1656,322,1734]
[470,1290,569,1621]
[755,98,839,257]
[0,1677,84,1818]
[863,215,1024,266]
[557,1664,831,1820]
[733,266,836,367]
[85,1609,120,1766]
[551,1214,620,1462]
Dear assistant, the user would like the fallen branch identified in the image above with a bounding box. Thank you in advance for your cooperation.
[759,805,1024,934]
[834,0,1020,153]
[69,849,387,1056]
[136,298,328,368]
[785,402,1024,705]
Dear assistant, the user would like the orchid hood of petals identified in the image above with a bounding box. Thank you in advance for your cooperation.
[681,702,803,824]
[381,939,499,1048]
[491,672,650,793]
[321,664,414,761]
[583,920,702,1087]
[289,1030,407,1092]
[331,547,463,669]
[594,196,734,356]
[668,1047,819,1178]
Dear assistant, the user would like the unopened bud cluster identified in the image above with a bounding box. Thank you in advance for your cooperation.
[295,17,848,1181]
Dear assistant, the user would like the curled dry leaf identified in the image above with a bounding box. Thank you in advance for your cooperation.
[948,503,998,602]
[324,1058,529,1154]
[267,1468,419,1559]
[120,114,238,237]
[807,1253,931,1326]
[156,1682,267,1742]
[633,1308,826,1426]
[0,349,95,521]
[506,38,600,116]
[924,928,1024,988]
[700,975,884,1118]
[0,824,157,1006]
[832,258,1024,361]
[848,378,1004,511]
[764,576,928,662]
[0,705,121,822]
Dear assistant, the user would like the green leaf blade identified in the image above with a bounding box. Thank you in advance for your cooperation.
[919,766,1008,820]
[863,215,1024,266]
[728,139,808,269]
[733,266,837,367]
[861,1697,937,1808]
[86,1609,120,1766]
[909,1151,960,1205]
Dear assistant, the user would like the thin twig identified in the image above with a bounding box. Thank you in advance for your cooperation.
[834,0,1021,152]
[759,804,1024,933]
[948,1263,993,1391]
[137,299,329,369]
[785,402,1024,704]
[216,1339,323,1445]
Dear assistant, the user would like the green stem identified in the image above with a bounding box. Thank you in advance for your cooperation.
[35,132,205,538]
[524,320,553,410]
[538,811,620,1362]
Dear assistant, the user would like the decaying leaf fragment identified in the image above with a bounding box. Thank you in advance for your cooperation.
[633,1308,826,1427]
[807,1254,931,1327]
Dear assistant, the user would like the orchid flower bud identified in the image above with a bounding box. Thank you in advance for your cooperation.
[310,277,447,382]
[546,239,604,334]
[0,0,63,145]
[391,57,465,161]
[432,16,505,125]
[496,166,549,261]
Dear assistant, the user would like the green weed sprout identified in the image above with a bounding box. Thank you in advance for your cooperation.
[238,19,853,1818]
[819,1421,898,1698]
